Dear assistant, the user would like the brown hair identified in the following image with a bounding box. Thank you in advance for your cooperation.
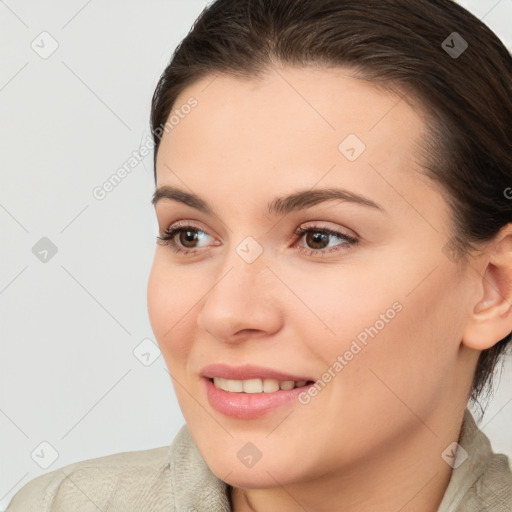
[150,0,512,406]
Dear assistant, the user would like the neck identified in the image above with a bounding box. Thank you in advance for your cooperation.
[230,405,466,512]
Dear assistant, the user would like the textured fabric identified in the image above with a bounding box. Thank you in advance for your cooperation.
[7,408,511,511]
[437,408,512,512]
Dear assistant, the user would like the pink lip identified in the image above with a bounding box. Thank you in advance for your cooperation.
[200,364,316,419]
[200,363,314,382]
[202,378,313,419]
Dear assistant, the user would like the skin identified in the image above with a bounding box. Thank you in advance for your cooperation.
[147,66,512,512]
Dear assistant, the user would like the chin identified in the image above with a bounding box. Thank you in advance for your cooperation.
[203,448,305,490]
[220,466,294,490]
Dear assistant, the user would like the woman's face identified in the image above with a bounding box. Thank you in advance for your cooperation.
[147,66,479,488]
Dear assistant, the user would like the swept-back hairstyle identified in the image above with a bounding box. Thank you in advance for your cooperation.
[150,0,512,406]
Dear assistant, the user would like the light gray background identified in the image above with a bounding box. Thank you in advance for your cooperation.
[1,0,511,509]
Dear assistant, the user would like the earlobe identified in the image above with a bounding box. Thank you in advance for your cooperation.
[462,224,512,351]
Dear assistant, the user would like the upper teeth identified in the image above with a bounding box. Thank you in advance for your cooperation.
[213,377,308,393]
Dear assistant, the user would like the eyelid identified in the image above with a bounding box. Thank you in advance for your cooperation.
[155,206,228,238]
[294,220,359,240]
[159,219,212,238]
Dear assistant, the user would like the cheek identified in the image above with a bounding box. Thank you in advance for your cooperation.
[341,266,465,419]
[289,263,400,345]
[296,252,463,405]
[147,254,197,366]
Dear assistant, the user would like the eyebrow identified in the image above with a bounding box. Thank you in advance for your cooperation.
[152,185,386,216]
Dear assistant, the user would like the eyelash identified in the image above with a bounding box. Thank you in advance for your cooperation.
[156,222,358,257]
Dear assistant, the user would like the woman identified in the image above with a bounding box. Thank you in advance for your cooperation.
[8,0,512,510]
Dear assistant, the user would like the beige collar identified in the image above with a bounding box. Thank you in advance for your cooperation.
[438,408,512,511]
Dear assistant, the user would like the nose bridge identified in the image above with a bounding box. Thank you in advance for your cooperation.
[196,236,282,340]
[207,236,270,311]
[215,232,270,295]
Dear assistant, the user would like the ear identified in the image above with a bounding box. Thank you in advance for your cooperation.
[462,224,512,350]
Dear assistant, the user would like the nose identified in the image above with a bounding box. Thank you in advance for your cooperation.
[196,251,283,344]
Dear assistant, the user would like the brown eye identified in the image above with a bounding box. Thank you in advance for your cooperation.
[177,229,201,248]
[294,225,358,256]
[304,231,330,250]
[157,224,214,254]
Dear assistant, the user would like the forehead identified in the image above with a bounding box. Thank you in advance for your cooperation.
[155,66,432,212]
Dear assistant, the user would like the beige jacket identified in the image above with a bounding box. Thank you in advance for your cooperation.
[7,408,512,511]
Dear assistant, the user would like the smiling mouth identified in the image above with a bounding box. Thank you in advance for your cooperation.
[210,377,315,393]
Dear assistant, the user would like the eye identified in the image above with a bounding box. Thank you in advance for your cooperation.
[156,222,358,257]
[293,225,358,256]
[156,222,217,255]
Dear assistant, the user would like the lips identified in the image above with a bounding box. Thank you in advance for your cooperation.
[200,363,315,382]
[200,363,317,418]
